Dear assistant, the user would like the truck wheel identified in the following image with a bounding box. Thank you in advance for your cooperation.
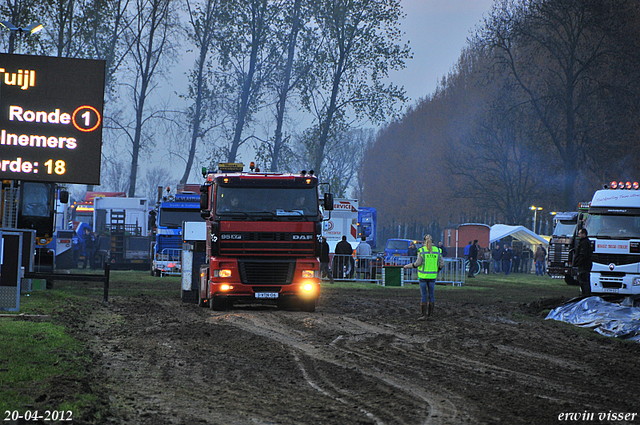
[300,298,316,313]
[564,275,578,286]
[210,296,227,311]
[198,290,206,307]
[276,297,291,310]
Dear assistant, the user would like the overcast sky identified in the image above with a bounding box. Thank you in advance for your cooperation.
[392,0,495,103]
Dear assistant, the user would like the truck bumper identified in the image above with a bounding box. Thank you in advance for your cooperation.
[590,269,640,295]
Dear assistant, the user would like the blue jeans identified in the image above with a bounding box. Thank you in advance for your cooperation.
[419,279,435,303]
[493,259,501,273]
[535,261,544,276]
[502,260,511,275]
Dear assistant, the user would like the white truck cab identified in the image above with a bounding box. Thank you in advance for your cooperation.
[585,182,640,295]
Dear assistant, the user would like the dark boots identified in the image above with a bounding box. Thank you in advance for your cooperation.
[417,302,427,320]
[418,302,435,320]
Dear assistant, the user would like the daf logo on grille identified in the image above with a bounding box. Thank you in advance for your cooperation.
[293,234,313,240]
[609,263,615,271]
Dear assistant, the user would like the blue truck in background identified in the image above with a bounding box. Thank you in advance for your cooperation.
[357,207,377,249]
[151,191,204,276]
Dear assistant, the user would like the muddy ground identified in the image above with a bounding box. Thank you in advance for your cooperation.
[47,279,640,424]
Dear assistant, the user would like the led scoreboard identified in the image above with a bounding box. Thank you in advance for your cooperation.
[0,53,105,185]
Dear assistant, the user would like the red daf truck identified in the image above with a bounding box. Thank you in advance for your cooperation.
[197,163,333,312]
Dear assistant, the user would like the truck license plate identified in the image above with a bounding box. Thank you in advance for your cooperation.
[603,288,619,293]
[255,292,278,299]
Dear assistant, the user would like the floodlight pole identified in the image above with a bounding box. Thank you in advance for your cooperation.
[0,21,43,54]
[529,206,543,234]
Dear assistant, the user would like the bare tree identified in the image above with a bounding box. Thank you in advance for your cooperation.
[294,127,374,197]
[122,0,175,197]
[215,0,283,163]
[304,0,410,179]
[0,0,42,54]
[179,0,222,184]
[269,0,305,172]
[141,166,172,204]
[87,0,134,94]
[480,0,617,209]
[99,158,131,193]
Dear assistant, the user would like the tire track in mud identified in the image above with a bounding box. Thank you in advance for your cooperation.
[207,308,612,423]
[291,351,386,425]
[328,316,597,409]
[208,311,470,424]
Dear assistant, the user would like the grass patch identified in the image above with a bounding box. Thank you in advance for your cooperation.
[326,272,580,305]
[0,319,90,413]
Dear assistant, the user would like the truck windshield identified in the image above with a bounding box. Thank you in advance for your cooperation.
[159,209,204,227]
[552,221,576,237]
[585,214,640,239]
[216,187,318,217]
[20,182,52,217]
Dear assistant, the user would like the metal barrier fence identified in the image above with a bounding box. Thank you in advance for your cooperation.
[158,248,181,262]
[324,254,465,286]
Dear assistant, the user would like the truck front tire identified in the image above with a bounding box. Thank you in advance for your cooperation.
[210,296,228,311]
[300,298,317,313]
[564,275,578,286]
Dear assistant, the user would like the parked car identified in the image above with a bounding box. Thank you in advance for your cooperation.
[384,238,422,265]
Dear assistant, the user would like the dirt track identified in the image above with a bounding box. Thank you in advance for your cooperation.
[70,283,640,424]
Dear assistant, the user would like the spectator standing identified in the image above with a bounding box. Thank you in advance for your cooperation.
[407,242,418,280]
[403,234,441,320]
[83,228,96,269]
[407,242,418,260]
[502,244,513,275]
[534,245,546,276]
[492,244,502,273]
[463,241,472,262]
[573,229,593,295]
[437,241,448,257]
[520,246,532,273]
[482,247,491,274]
[335,235,353,278]
[355,236,372,279]
[512,248,521,273]
[467,239,478,278]
[319,236,334,284]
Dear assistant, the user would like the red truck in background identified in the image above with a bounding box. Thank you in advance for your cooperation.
[197,163,333,312]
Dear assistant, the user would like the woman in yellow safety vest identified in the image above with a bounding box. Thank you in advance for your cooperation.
[403,234,441,320]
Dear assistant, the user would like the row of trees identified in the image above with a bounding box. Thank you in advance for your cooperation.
[1,0,410,201]
[363,0,640,235]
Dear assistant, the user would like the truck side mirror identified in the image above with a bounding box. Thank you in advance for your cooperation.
[59,190,69,204]
[323,193,334,210]
[200,192,210,218]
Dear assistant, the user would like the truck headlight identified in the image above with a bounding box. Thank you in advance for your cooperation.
[302,283,315,293]
[302,270,317,279]
[214,269,232,278]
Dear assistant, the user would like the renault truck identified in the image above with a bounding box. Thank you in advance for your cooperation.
[584,181,640,295]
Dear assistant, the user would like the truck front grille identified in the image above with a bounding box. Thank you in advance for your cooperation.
[592,253,640,266]
[238,259,295,285]
[220,232,315,256]
[548,245,570,262]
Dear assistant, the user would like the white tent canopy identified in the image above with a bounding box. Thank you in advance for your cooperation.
[490,224,548,247]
